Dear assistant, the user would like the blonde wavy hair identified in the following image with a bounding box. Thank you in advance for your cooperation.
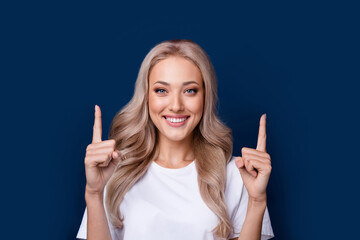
[106,39,234,239]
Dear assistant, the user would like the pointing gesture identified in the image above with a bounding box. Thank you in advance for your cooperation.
[92,105,102,143]
[256,113,266,152]
[84,105,122,196]
[235,114,272,203]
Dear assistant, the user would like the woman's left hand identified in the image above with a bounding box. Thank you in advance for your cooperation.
[235,114,272,203]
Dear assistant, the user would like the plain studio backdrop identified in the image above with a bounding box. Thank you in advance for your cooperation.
[1,0,359,239]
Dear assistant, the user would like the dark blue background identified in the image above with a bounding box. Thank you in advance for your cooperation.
[1,0,359,239]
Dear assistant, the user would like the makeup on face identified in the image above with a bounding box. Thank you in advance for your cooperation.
[148,57,204,143]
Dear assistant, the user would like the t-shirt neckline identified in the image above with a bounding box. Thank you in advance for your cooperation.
[151,159,196,174]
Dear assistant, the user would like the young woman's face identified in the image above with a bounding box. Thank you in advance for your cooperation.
[148,56,204,143]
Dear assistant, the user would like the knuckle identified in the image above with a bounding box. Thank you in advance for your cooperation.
[104,139,116,146]
[86,144,92,151]
[241,148,249,157]
[84,157,90,166]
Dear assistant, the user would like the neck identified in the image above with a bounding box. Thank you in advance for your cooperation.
[155,133,195,168]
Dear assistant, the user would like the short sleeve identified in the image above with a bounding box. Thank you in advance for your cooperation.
[225,157,275,240]
[76,186,120,239]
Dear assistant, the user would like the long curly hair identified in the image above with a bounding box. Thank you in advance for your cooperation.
[106,39,234,239]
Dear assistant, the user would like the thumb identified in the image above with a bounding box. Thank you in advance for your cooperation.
[112,150,122,164]
[112,150,120,159]
[235,156,244,168]
[235,157,255,178]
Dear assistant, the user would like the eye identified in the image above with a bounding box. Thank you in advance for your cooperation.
[185,89,198,94]
[155,88,167,94]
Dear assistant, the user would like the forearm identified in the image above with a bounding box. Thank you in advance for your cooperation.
[237,199,267,240]
[85,191,112,240]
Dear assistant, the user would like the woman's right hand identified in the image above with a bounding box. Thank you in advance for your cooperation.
[84,105,121,197]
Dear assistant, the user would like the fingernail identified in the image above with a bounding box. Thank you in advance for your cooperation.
[235,159,242,168]
[264,113,267,119]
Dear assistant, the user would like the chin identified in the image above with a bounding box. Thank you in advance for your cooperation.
[163,133,191,142]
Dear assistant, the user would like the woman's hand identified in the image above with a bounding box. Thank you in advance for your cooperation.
[235,114,272,203]
[84,105,121,196]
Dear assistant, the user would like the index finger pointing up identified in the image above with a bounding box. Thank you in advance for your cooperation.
[92,105,102,143]
[256,113,267,152]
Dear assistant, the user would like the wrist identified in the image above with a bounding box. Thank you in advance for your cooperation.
[248,196,267,209]
[85,186,104,202]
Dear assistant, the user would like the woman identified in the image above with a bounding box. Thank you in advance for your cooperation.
[77,39,274,240]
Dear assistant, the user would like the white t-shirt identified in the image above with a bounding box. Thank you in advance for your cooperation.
[76,156,274,240]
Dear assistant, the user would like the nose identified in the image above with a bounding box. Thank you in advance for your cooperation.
[169,93,184,112]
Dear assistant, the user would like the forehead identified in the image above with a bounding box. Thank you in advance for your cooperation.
[149,57,203,85]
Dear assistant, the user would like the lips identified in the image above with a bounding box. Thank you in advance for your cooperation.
[163,115,190,127]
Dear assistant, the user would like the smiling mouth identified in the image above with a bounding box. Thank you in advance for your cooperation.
[162,116,191,127]
[163,116,190,123]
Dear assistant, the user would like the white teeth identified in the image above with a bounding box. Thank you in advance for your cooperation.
[166,117,187,123]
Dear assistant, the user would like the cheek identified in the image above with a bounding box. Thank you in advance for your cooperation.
[148,95,166,115]
[187,97,204,116]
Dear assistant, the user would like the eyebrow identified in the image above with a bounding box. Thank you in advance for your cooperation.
[153,81,200,86]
